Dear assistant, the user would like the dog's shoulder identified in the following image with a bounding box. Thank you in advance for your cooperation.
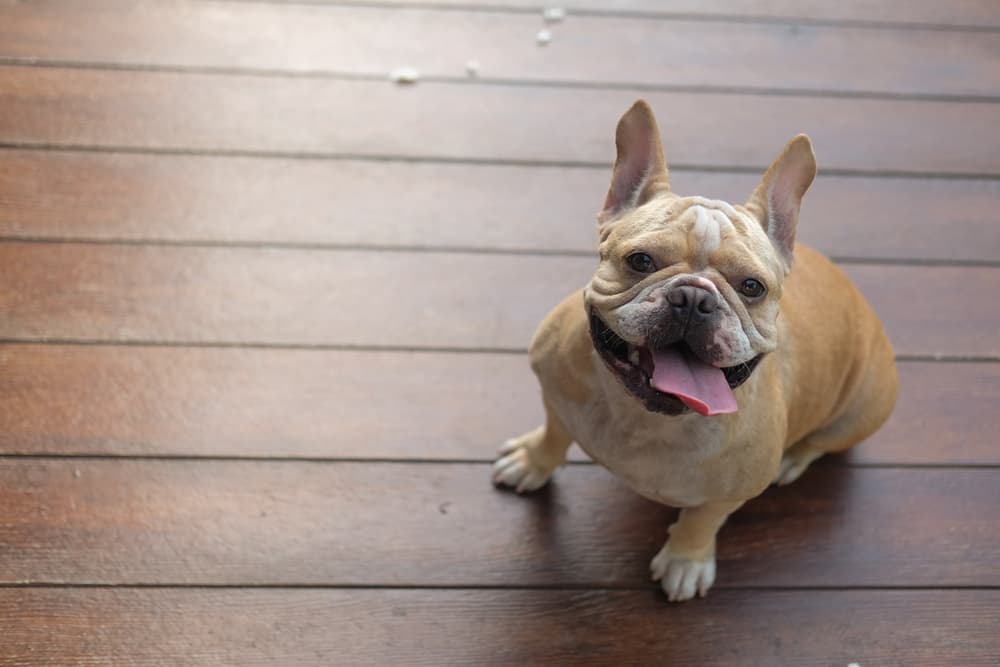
[528,288,594,404]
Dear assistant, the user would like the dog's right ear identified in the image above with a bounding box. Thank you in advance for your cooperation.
[599,100,671,224]
[745,134,816,271]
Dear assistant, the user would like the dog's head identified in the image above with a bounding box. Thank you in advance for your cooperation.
[585,100,816,417]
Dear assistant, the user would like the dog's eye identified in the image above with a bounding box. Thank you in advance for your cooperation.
[626,252,656,273]
[739,278,766,298]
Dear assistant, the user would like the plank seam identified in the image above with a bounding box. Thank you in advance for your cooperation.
[0,338,995,362]
[0,582,996,590]
[0,455,996,469]
[0,236,997,267]
[2,143,999,181]
[3,58,998,104]
[5,145,1000,185]
[203,0,1000,34]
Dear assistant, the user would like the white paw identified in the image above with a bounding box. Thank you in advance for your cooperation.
[491,439,553,493]
[773,454,809,486]
[650,544,716,602]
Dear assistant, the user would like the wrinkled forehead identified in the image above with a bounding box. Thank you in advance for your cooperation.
[672,196,759,238]
[607,196,766,246]
[602,194,781,277]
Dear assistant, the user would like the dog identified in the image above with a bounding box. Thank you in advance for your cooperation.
[492,100,898,602]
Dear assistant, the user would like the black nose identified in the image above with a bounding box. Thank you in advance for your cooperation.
[667,285,718,320]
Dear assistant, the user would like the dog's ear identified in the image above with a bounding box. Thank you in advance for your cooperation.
[746,135,816,269]
[599,100,670,224]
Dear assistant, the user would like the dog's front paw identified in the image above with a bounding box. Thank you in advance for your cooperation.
[491,438,554,493]
[650,543,717,602]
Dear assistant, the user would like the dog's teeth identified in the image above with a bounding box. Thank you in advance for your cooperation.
[629,348,640,366]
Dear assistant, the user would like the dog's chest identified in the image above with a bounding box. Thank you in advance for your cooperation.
[550,387,725,508]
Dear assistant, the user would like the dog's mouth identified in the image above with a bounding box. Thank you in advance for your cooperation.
[589,310,762,417]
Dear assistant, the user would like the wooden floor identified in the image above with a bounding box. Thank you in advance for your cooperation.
[1,1,999,665]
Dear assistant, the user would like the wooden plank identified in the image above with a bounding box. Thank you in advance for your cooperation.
[0,345,545,460]
[1,588,997,666]
[2,2,997,98]
[341,0,1000,29]
[0,243,997,356]
[0,346,995,465]
[853,361,1000,465]
[0,460,995,586]
[1,68,998,175]
[2,151,998,263]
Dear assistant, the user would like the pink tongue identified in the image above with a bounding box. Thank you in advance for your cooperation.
[650,347,738,416]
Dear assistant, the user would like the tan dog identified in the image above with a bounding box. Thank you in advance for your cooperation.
[492,100,898,602]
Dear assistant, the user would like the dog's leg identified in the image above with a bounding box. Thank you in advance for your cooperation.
[777,347,897,486]
[492,401,572,493]
[774,384,895,486]
[773,436,828,486]
[650,499,743,601]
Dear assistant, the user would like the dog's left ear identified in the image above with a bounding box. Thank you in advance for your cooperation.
[599,100,671,224]
[746,135,816,270]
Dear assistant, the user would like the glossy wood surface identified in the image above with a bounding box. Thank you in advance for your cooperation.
[338,0,1000,28]
[2,67,999,175]
[3,589,997,666]
[2,150,998,262]
[2,243,998,356]
[0,460,995,586]
[0,347,995,464]
[0,1,997,664]
[1,1,997,96]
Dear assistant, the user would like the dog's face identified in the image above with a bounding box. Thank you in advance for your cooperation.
[584,101,816,417]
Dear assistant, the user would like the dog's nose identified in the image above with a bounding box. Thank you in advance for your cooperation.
[667,285,718,320]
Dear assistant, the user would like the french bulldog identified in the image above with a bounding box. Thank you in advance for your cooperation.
[492,100,898,602]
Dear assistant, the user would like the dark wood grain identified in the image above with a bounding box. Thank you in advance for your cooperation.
[0,1,996,664]
[2,588,998,666]
[2,151,998,263]
[340,0,1000,28]
[2,2,997,97]
[0,243,996,356]
[852,361,1000,465]
[2,67,999,175]
[0,346,995,464]
[0,345,545,460]
[0,460,995,586]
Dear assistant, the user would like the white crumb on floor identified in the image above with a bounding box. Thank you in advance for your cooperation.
[465,60,480,77]
[542,7,566,23]
[536,29,552,45]
[388,66,420,84]
[848,663,861,667]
